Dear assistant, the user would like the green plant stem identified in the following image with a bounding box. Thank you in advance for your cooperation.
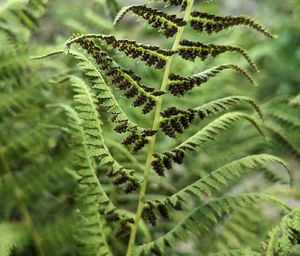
[125,1,194,255]
[0,146,45,256]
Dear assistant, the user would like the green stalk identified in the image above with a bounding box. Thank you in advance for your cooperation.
[125,1,194,255]
[0,146,45,256]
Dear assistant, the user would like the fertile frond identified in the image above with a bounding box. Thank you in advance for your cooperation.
[63,49,157,151]
[152,112,264,176]
[0,222,28,256]
[66,34,175,69]
[114,5,186,38]
[69,76,141,192]
[178,40,258,72]
[66,38,162,115]
[263,207,300,256]
[148,154,291,211]
[189,11,274,38]
[168,64,256,96]
[160,96,262,137]
[133,193,288,256]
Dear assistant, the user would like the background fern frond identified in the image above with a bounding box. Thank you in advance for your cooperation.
[0,222,28,256]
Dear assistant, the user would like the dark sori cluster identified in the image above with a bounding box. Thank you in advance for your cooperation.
[160,106,197,137]
[69,37,163,114]
[189,11,274,38]
[121,128,157,152]
[151,148,186,176]
[106,167,140,193]
[97,35,175,69]
[127,5,186,38]
[114,220,133,238]
[177,40,257,71]
[167,72,209,96]
[142,202,170,226]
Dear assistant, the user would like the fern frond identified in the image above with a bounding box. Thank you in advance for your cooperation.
[168,64,256,96]
[178,40,258,72]
[68,75,141,192]
[0,0,49,41]
[265,123,300,160]
[160,96,262,137]
[67,34,175,69]
[58,104,130,220]
[264,207,300,256]
[35,48,157,151]
[289,93,300,107]
[189,11,274,38]
[152,112,264,176]
[66,38,162,115]
[133,193,288,256]
[148,154,290,210]
[114,5,186,38]
[0,222,28,256]
[266,110,300,132]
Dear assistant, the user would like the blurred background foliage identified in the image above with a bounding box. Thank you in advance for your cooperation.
[0,0,299,255]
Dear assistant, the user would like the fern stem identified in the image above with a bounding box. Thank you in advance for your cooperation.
[125,1,195,255]
[0,146,45,256]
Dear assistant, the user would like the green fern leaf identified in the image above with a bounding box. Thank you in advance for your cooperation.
[264,207,300,256]
[168,64,256,96]
[178,40,258,72]
[68,75,141,192]
[265,123,300,160]
[149,154,291,209]
[0,222,28,256]
[289,93,300,107]
[133,193,288,256]
[114,5,186,38]
[152,112,264,176]
[189,11,274,38]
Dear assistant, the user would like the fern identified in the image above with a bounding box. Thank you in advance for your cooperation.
[168,64,256,96]
[160,96,262,137]
[189,11,274,38]
[263,207,300,255]
[133,193,288,256]
[114,5,186,38]
[0,223,28,256]
[2,1,297,255]
[152,112,264,176]
[147,154,291,210]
